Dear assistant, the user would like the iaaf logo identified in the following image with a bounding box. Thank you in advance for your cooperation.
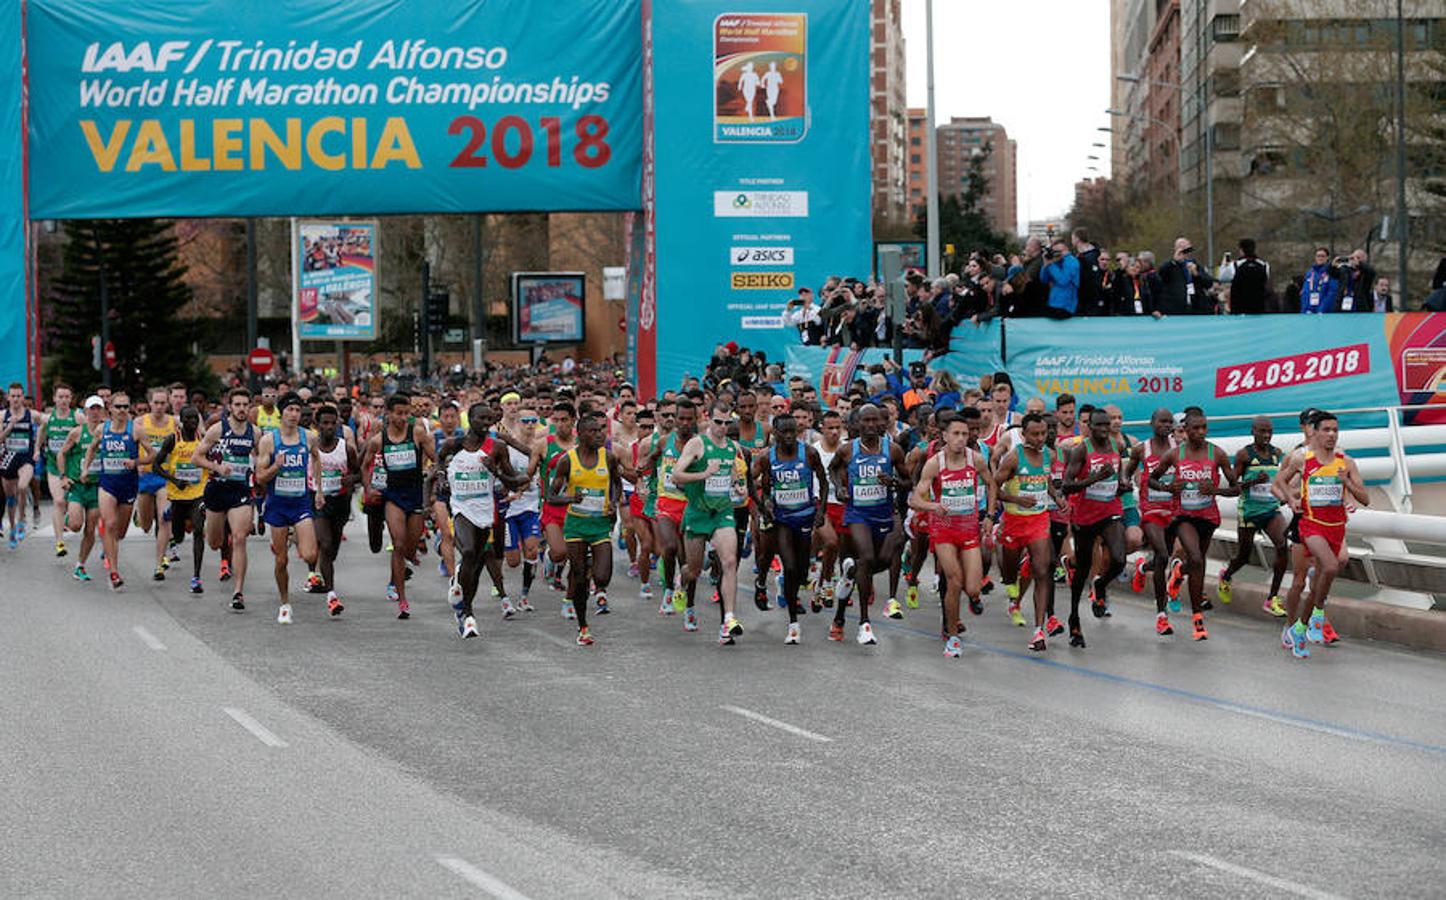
[82,41,192,73]
[730,246,795,266]
[714,191,809,218]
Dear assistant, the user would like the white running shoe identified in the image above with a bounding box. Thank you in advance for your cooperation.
[461,615,479,639]
[835,558,856,601]
[640,582,654,600]
[518,595,535,613]
[856,622,877,645]
[943,635,962,658]
[500,596,516,619]
[277,603,293,625]
[784,622,801,645]
[562,600,577,620]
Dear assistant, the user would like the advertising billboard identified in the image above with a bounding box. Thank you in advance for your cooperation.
[296,221,377,340]
[513,272,585,344]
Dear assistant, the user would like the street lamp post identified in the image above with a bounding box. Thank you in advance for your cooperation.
[924,0,940,279]
[1394,0,1409,307]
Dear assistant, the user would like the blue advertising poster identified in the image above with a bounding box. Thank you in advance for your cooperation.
[26,0,643,218]
[0,0,23,389]
[643,0,871,396]
[513,273,585,344]
[1004,316,1399,423]
[297,221,376,340]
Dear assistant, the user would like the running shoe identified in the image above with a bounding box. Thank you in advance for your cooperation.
[627,562,639,579]
[167,545,180,564]
[1156,612,1173,636]
[190,576,203,594]
[672,587,687,614]
[595,592,610,615]
[1008,603,1026,627]
[725,612,744,637]
[73,564,90,582]
[1068,624,1086,648]
[683,607,699,632]
[1165,558,1184,606]
[828,622,845,641]
[809,595,823,614]
[1131,558,1147,593]
[1052,564,1066,584]
[718,622,735,646]
[980,576,994,595]
[1215,568,1232,604]
[835,559,856,602]
[218,559,232,582]
[1045,614,1064,637]
[6,529,15,550]
[386,582,400,603]
[968,595,984,616]
[561,600,577,620]
[549,574,565,592]
[55,540,67,558]
[277,603,293,625]
[856,622,877,645]
[943,635,962,658]
[327,592,344,616]
[231,592,245,611]
[740,529,753,560]
[784,622,801,644]
[771,555,782,573]
[820,584,835,608]
[153,564,166,582]
[1305,614,1325,644]
[397,598,410,620]
[109,570,124,591]
[884,598,903,619]
[1089,584,1106,619]
[1264,594,1286,617]
[490,585,499,598]
[501,596,517,619]
[305,571,325,593]
[1281,624,1294,650]
[753,583,770,612]
[1018,552,1031,584]
[16,521,27,543]
[1029,627,1047,652]
[461,615,479,639]
[518,595,535,613]
[640,582,654,601]
[616,532,627,552]
[1321,620,1341,645]
[1191,613,1208,641]
[1062,556,1076,586]
[1005,581,1020,602]
[160,555,171,571]
[1290,627,1310,659]
[773,573,786,609]
[576,626,594,646]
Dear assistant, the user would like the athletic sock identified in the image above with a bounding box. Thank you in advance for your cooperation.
[522,560,535,593]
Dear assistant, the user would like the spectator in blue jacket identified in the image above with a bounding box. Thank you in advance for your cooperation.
[1038,238,1080,318]
[1300,247,1340,314]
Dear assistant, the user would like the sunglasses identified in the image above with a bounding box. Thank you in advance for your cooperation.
[520,416,539,424]
[112,404,130,410]
[712,418,730,426]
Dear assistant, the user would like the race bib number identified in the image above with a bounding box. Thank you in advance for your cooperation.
[320,470,343,495]
[1179,484,1210,510]
[451,470,487,500]
[576,488,606,514]
[775,486,809,508]
[1020,488,1047,510]
[47,435,68,454]
[705,472,732,498]
[384,447,416,470]
[369,466,387,490]
[174,463,201,484]
[941,486,974,514]
[223,454,251,481]
[102,456,128,474]
[274,475,307,497]
[853,481,887,504]
[1085,476,1117,502]
[1249,482,1274,501]
[1308,479,1343,506]
[1309,292,1321,308]
[5,434,28,452]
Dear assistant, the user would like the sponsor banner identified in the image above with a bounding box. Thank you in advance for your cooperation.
[645,0,870,395]
[730,245,793,265]
[296,221,377,340]
[1385,312,1446,424]
[1005,316,1399,423]
[0,1,24,388]
[513,272,585,343]
[932,319,1006,385]
[784,345,925,409]
[26,0,643,217]
[713,13,806,143]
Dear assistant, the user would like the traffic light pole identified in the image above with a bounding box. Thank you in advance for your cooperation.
[92,224,111,389]
[420,261,432,380]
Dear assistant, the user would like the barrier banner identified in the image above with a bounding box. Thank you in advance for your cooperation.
[1005,316,1400,423]
[644,0,871,395]
[26,0,642,218]
[934,319,1005,385]
[0,0,24,387]
[1386,312,1446,424]
[296,221,376,340]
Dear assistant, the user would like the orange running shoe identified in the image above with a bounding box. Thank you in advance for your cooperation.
[1191,613,1208,641]
[1166,558,1185,600]
[1155,613,1173,636]
[1131,558,1147,593]
[1320,620,1341,644]
[828,623,845,642]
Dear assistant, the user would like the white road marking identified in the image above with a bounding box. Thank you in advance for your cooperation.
[1170,851,1344,900]
[131,625,167,651]
[721,704,832,743]
[521,627,582,650]
[434,855,533,900]
[222,706,289,748]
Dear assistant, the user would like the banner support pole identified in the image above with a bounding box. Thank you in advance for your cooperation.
[289,216,302,378]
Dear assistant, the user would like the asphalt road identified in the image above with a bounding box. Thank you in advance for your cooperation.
[3,520,1444,899]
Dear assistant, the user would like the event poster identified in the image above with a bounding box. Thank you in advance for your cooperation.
[296,221,377,340]
[643,0,871,395]
[25,0,642,218]
[713,13,806,143]
[513,272,585,343]
[874,241,926,277]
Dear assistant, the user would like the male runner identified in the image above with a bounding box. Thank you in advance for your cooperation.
[134,387,178,580]
[1149,407,1238,640]
[37,383,77,556]
[673,399,747,645]
[811,409,848,613]
[648,399,694,624]
[910,412,993,657]
[624,406,659,606]
[531,400,579,605]
[547,410,623,644]
[829,403,910,646]
[1060,408,1127,648]
[310,404,357,614]
[1273,410,1367,658]
[499,398,543,612]
[152,405,208,593]
[1124,408,1178,630]
[1219,415,1289,616]
[55,396,106,580]
[82,392,154,590]
[360,392,437,619]
[428,400,467,582]
[611,398,642,571]
[995,412,1063,650]
[195,387,261,610]
[255,393,319,625]
[753,412,827,643]
[1,382,37,547]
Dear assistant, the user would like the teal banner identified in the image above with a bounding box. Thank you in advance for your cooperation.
[0,0,24,388]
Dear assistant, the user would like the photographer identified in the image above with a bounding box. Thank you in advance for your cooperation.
[1226,238,1270,314]
[1155,237,1215,315]
[1299,247,1340,314]
[782,287,825,344]
[1335,249,1376,313]
[1038,237,1080,319]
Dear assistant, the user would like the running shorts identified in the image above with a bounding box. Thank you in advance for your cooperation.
[382,486,424,516]
[1000,512,1050,549]
[564,514,613,546]
[825,502,846,532]
[99,473,139,506]
[1298,518,1345,557]
[541,501,568,529]
[317,493,353,524]
[656,497,686,527]
[264,495,314,528]
[67,482,99,511]
[505,509,542,551]
[204,481,253,512]
[1242,508,1282,531]
[683,505,733,539]
[629,492,647,520]
[1170,515,1218,552]
[1123,506,1141,529]
[138,471,167,495]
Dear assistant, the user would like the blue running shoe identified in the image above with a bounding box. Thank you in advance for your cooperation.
[616,532,627,551]
[15,521,26,543]
[1306,614,1325,644]
[1281,625,1293,650]
[740,529,753,560]
[774,572,786,608]
[683,606,699,632]
[1168,598,1181,613]
[1291,627,1310,659]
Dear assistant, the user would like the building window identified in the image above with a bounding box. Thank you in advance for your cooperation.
[910,154,921,164]
[910,136,921,145]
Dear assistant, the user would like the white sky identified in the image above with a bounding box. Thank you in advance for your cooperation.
[902,0,1111,231]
